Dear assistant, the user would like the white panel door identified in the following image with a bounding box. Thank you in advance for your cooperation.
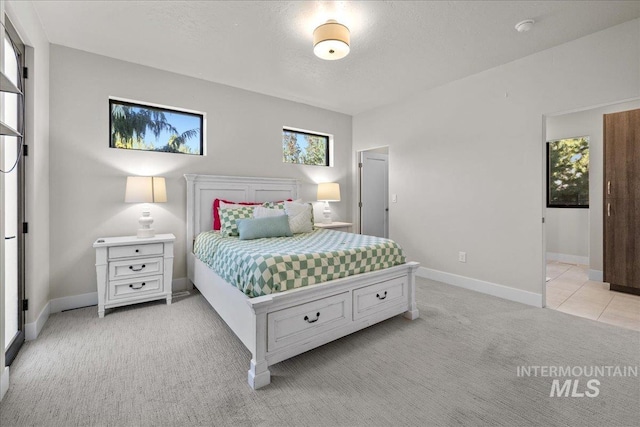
[360,151,388,238]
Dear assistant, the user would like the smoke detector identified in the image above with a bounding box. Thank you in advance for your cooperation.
[515,19,535,33]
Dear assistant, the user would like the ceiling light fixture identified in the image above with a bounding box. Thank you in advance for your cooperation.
[515,19,535,33]
[313,19,350,60]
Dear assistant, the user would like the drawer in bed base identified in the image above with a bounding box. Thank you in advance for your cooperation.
[352,276,407,321]
[267,292,351,352]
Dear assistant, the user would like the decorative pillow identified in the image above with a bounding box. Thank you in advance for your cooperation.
[219,200,251,209]
[219,206,255,236]
[284,201,313,234]
[236,216,293,240]
[253,206,287,218]
[261,198,296,210]
[212,199,261,230]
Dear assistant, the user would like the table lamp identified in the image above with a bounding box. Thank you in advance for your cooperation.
[125,176,167,238]
[317,182,340,224]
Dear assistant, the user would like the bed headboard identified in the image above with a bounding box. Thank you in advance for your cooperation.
[184,174,300,252]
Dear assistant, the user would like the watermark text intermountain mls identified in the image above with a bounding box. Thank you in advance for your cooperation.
[516,365,638,398]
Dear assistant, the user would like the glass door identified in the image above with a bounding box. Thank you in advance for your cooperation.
[2,18,25,365]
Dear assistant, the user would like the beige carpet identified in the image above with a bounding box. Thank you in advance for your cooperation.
[1,277,638,426]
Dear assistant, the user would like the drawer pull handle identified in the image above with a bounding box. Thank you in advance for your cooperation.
[129,264,146,271]
[135,249,140,253]
[376,291,388,300]
[304,312,320,323]
[129,282,146,290]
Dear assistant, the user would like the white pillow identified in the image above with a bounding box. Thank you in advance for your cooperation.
[284,201,313,233]
[253,206,286,219]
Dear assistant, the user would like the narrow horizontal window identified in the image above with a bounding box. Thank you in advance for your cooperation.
[109,98,204,155]
[547,136,589,208]
[282,128,330,166]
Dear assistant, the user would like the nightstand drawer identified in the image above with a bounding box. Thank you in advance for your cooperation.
[109,275,163,300]
[109,257,163,280]
[109,243,164,259]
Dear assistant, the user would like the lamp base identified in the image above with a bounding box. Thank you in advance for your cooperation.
[322,201,332,224]
[137,208,156,238]
[137,227,156,239]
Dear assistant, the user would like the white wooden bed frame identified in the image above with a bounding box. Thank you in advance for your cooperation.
[185,174,419,389]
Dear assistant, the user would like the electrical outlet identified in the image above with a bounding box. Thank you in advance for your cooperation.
[458,251,467,263]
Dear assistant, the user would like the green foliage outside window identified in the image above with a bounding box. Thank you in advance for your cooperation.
[547,137,589,208]
[110,100,203,155]
[282,129,329,166]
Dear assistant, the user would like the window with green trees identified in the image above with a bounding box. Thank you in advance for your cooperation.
[110,99,203,155]
[282,128,330,166]
[547,136,589,208]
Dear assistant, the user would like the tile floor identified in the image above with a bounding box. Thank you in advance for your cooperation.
[546,261,640,331]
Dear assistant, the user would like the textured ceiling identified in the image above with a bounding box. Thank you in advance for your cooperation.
[30,1,640,115]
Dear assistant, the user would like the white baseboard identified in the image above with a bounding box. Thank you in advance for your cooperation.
[417,267,543,308]
[50,292,98,313]
[589,270,604,282]
[546,252,588,266]
[0,366,9,401]
[25,301,50,341]
[24,277,189,341]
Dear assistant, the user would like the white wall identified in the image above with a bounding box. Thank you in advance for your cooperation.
[546,99,640,273]
[49,45,352,300]
[544,208,589,263]
[352,19,640,297]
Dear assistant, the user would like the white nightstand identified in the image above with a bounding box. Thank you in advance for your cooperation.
[93,233,175,318]
[314,222,353,233]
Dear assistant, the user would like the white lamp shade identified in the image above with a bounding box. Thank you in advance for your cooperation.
[125,176,167,203]
[313,20,350,60]
[151,177,167,203]
[317,182,341,202]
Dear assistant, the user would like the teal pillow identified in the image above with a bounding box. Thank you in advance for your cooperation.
[236,216,293,240]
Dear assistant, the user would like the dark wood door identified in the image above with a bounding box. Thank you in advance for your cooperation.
[603,109,640,294]
[604,198,640,291]
[604,110,640,199]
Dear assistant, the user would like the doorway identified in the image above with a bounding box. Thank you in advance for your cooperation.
[2,17,26,365]
[543,99,640,331]
[358,147,389,238]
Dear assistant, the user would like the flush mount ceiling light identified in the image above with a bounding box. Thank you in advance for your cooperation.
[515,19,535,33]
[313,19,350,60]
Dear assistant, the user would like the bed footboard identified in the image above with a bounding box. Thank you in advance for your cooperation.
[192,258,419,389]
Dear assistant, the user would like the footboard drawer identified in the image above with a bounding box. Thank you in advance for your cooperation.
[353,276,407,320]
[267,292,351,351]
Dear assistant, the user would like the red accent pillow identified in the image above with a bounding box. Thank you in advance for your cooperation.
[212,199,262,230]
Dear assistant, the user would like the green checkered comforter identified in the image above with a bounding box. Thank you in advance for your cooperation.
[193,229,406,298]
